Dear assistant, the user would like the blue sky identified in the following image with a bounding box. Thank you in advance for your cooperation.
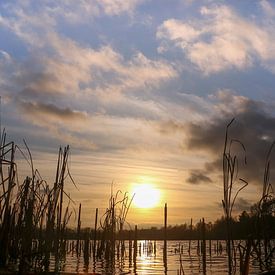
[1,0,275,227]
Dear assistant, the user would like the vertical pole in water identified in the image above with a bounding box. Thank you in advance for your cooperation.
[197,219,201,256]
[226,217,232,275]
[188,218,192,254]
[93,208,98,259]
[164,203,167,274]
[83,228,90,270]
[76,203,82,256]
[164,203,167,241]
[129,231,132,267]
[202,218,206,275]
[134,225,137,273]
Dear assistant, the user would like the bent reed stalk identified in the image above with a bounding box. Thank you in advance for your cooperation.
[222,119,248,274]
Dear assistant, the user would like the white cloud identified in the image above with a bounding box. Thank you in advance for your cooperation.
[157,19,201,44]
[260,0,275,18]
[0,2,178,152]
[24,33,178,95]
[0,6,177,96]
[4,0,145,26]
[0,50,11,61]
[157,4,275,74]
[98,0,144,16]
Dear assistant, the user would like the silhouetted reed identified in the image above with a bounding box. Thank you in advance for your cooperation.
[222,119,275,274]
[249,141,275,273]
[222,119,248,274]
[1,117,274,274]
[96,187,133,265]
[0,129,76,272]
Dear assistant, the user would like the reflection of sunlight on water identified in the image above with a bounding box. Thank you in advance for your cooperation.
[134,240,161,275]
[138,257,156,272]
[44,240,273,274]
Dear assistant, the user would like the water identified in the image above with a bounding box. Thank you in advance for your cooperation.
[46,240,274,274]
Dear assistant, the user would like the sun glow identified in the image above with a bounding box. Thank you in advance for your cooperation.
[132,183,161,208]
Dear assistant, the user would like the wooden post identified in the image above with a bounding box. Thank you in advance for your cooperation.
[163,203,167,274]
[93,208,98,259]
[76,203,81,256]
[129,231,132,266]
[164,203,167,241]
[197,219,201,256]
[133,225,137,272]
[202,218,206,274]
[83,229,90,269]
[188,218,192,254]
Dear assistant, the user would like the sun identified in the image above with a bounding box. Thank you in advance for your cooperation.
[132,183,161,208]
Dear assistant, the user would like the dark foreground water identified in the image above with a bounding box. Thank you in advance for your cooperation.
[42,240,274,274]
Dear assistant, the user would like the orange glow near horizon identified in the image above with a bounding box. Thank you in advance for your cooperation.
[131,182,161,208]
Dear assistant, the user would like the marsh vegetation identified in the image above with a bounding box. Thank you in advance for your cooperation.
[0,120,274,274]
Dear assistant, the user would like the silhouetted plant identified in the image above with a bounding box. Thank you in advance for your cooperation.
[222,119,248,274]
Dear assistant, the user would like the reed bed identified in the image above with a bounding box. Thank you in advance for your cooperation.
[0,127,136,273]
[222,119,275,274]
[0,119,274,274]
[222,119,248,274]
[96,188,134,262]
[0,129,75,272]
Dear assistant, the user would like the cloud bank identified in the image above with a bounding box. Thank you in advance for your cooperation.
[185,91,275,188]
[157,3,275,74]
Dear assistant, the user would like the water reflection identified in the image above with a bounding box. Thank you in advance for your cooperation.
[46,240,274,274]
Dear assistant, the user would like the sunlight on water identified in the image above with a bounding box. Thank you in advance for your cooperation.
[46,240,274,274]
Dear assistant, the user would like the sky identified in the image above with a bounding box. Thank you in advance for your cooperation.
[1,0,275,228]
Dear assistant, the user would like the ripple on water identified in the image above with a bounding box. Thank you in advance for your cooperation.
[45,240,274,274]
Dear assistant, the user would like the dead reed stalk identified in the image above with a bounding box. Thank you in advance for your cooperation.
[222,119,248,274]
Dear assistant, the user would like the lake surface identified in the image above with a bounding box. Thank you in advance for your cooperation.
[46,240,274,274]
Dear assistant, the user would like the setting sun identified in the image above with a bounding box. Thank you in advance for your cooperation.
[132,184,161,208]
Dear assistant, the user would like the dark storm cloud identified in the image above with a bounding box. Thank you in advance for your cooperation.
[187,170,212,185]
[19,73,61,97]
[158,120,185,134]
[20,101,86,121]
[186,95,275,187]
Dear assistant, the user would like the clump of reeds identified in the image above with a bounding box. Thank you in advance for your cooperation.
[222,119,248,274]
[250,141,275,272]
[222,119,275,274]
[0,129,76,272]
[96,186,134,266]
[0,130,16,267]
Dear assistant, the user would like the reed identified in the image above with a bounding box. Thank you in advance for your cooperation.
[222,119,248,274]
[1,115,274,274]
[163,203,168,274]
[188,218,192,254]
[96,188,133,264]
[76,203,82,256]
[250,141,275,272]
[93,207,98,258]
[201,218,206,274]
[0,130,76,272]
